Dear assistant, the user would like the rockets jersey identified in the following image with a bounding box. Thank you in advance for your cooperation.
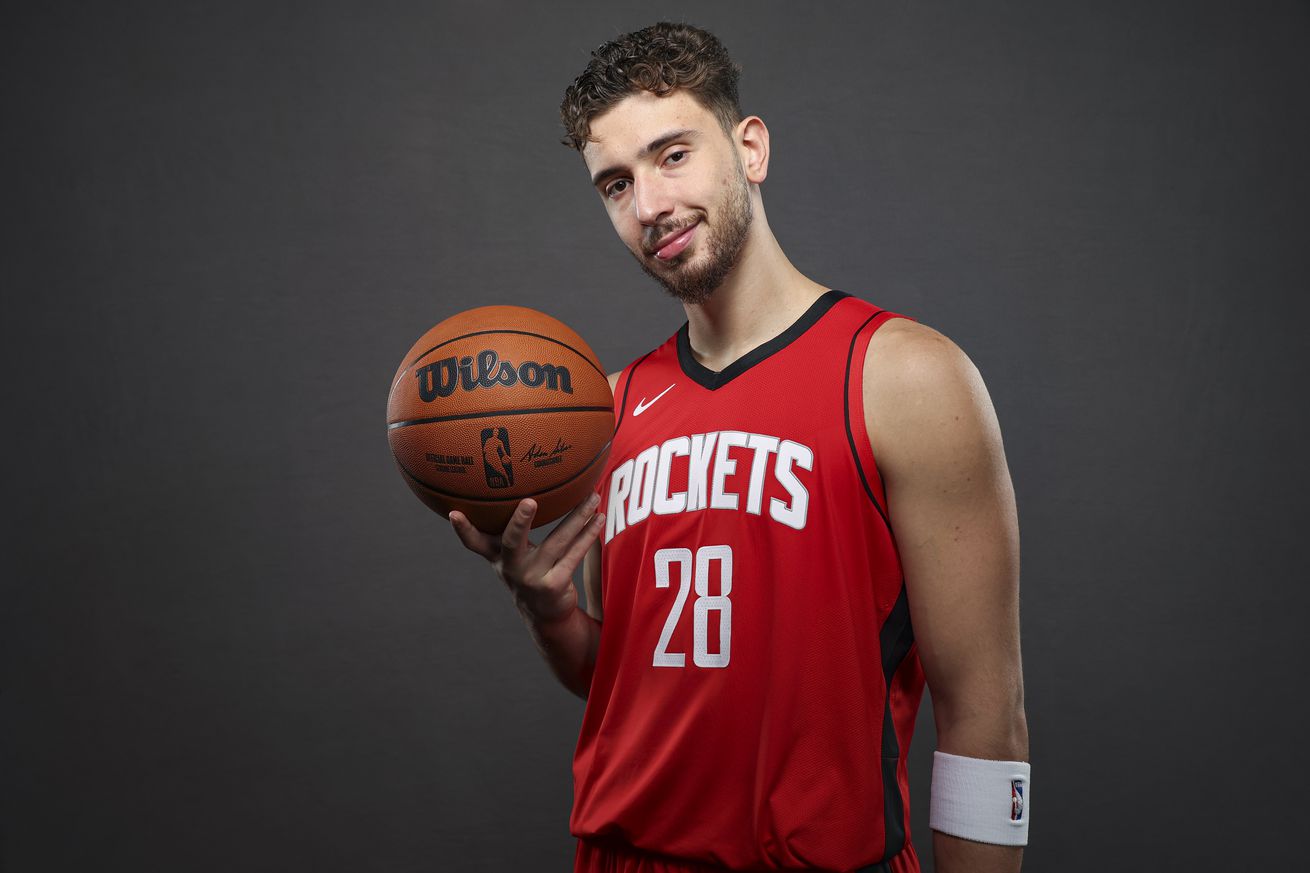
[571,290,927,873]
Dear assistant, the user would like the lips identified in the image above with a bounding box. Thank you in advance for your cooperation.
[651,221,699,260]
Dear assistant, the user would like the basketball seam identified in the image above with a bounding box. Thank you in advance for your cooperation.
[388,405,613,430]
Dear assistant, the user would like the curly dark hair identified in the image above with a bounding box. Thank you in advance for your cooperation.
[560,22,743,151]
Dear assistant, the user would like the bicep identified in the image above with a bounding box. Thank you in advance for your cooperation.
[865,326,1024,751]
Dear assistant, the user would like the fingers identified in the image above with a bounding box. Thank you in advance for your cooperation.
[449,511,497,560]
[452,497,594,569]
[538,493,601,564]
[543,509,605,586]
[499,498,537,558]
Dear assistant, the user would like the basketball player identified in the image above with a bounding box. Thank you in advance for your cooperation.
[449,22,1028,873]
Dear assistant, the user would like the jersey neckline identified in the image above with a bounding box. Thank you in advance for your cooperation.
[675,288,851,390]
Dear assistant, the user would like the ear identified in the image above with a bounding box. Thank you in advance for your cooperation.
[735,116,770,184]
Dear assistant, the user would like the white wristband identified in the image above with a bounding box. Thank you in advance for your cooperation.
[929,750,1030,846]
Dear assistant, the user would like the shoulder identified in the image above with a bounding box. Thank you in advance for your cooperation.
[608,371,620,392]
[862,317,979,398]
[861,318,1002,481]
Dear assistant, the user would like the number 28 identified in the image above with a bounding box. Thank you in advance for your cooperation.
[652,545,732,669]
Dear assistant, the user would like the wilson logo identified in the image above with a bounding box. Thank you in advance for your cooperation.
[416,349,573,401]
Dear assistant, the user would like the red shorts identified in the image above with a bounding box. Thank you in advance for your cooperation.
[574,838,919,873]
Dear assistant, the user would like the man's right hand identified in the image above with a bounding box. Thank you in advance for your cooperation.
[449,493,605,625]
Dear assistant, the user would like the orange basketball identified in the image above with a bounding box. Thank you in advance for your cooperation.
[387,305,614,533]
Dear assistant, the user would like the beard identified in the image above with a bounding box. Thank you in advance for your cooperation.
[630,162,754,306]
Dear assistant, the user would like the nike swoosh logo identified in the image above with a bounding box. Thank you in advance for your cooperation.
[633,383,676,416]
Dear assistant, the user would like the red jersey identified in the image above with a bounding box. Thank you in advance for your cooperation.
[571,290,926,872]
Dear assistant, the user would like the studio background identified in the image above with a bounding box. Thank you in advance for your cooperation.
[4,1,1306,870]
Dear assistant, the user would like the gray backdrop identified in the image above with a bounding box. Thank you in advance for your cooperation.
[4,1,1306,870]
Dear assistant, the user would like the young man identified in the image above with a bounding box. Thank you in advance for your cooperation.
[450,22,1029,873]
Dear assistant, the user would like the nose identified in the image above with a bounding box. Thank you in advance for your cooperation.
[631,172,674,228]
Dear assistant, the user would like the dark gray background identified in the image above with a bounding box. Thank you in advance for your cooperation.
[3,1,1306,870]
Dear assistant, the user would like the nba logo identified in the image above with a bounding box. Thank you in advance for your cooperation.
[481,427,514,489]
[1011,779,1025,822]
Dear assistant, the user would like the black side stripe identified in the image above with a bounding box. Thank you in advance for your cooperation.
[878,583,915,862]
[843,311,893,534]
[611,349,654,441]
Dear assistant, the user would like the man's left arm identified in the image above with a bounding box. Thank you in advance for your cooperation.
[864,321,1028,873]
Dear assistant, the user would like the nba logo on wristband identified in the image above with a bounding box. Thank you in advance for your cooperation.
[1011,779,1025,822]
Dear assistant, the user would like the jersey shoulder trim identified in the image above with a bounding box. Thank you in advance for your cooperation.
[612,348,657,440]
[843,305,914,534]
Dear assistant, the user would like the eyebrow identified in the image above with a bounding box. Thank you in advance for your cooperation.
[590,128,698,188]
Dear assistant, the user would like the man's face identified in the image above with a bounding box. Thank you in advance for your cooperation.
[582,90,753,305]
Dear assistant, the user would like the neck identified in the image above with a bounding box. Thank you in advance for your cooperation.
[682,212,828,372]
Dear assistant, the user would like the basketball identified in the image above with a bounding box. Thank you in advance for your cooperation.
[387,305,615,533]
